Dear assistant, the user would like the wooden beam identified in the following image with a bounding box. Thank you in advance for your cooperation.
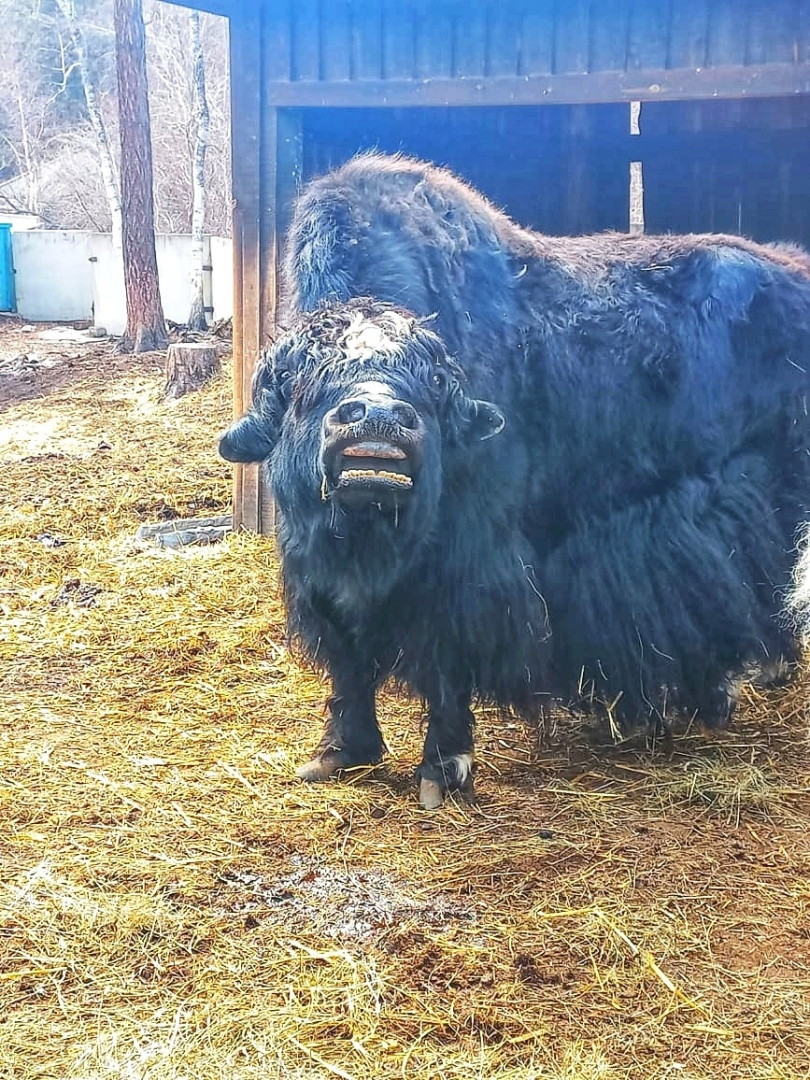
[256,106,303,534]
[230,90,303,533]
[229,1,262,532]
[264,62,810,108]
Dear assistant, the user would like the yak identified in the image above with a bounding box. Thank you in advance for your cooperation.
[220,153,810,808]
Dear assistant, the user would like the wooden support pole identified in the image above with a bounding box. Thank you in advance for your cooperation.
[229,1,261,532]
[229,1,302,533]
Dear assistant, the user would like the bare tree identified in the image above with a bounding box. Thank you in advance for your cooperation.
[0,0,231,239]
[113,0,166,352]
[188,9,209,329]
[0,0,73,216]
[145,3,231,236]
[53,0,122,247]
[2,71,44,214]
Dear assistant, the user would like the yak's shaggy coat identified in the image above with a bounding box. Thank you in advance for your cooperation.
[222,153,810,805]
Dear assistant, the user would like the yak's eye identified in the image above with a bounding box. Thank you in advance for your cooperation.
[432,369,448,392]
[276,368,294,402]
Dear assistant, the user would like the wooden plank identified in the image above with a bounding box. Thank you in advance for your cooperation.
[784,144,810,243]
[453,1,487,77]
[629,125,810,156]
[554,0,592,74]
[276,110,304,267]
[590,0,632,73]
[643,117,810,245]
[798,0,810,65]
[746,2,795,65]
[382,0,413,80]
[264,62,810,106]
[291,0,320,80]
[252,87,275,531]
[320,0,353,81]
[667,0,710,70]
[354,0,383,80]
[561,105,592,228]
[707,0,748,67]
[776,156,794,238]
[229,1,262,532]
[521,0,555,76]
[413,0,453,78]
[252,106,303,534]
[230,7,302,537]
[642,154,683,234]
[262,0,291,82]
[487,5,522,78]
[627,0,673,70]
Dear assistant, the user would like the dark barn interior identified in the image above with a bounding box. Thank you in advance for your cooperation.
[301,97,810,244]
[168,0,810,530]
[301,104,632,236]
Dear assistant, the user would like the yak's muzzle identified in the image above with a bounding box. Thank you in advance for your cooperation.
[320,381,424,507]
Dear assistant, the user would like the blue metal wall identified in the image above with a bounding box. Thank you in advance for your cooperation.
[0,225,16,312]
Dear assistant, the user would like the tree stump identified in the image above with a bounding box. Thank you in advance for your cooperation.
[163,342,220,398]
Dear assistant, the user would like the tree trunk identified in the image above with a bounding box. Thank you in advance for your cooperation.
[188,10,210,330]
[164,343,220,398]
[54,0,123,249]
[14,85,41,215]
[114,0,167,353]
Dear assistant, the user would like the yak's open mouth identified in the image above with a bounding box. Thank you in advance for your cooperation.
[323,438,417,505]
[335,439,413,491]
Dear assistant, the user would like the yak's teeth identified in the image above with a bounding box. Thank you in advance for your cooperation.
[339,468,413,487]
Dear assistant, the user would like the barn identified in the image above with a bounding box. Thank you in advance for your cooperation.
[166,0,810,531]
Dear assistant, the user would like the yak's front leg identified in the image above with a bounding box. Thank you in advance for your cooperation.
[416,689,476,809]
[297,658,384,782]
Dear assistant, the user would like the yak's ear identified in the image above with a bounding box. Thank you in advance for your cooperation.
[218,411,276,463]
[455,396,506,442]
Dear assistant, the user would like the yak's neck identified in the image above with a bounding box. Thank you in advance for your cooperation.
[279,505,429,611]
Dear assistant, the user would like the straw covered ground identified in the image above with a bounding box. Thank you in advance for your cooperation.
[2,316,810,1079]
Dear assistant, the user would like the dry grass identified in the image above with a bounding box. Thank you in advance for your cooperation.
[2,321,810,1079]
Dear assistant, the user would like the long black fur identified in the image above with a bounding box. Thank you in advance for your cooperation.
[222,153,810,794]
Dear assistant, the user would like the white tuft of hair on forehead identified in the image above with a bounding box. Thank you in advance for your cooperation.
[340,310,412,361]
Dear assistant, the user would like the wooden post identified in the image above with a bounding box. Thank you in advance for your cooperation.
[229,1,302,532]
[230,1,262,533]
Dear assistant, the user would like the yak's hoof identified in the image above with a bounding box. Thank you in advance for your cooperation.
[419,778,445,810]
[296,747,381,782]
[417,752,475,809]
[296,754,344,782]
[418,776,475,810]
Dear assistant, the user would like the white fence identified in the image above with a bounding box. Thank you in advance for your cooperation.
[10,230,233,332]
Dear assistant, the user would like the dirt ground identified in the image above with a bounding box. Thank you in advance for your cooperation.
[1,314,810,1079]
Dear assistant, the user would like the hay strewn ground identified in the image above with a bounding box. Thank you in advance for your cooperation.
[2,317,810,1079]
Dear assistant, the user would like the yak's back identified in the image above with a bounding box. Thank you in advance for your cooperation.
[283,153,529,367]
[283,152,810,411]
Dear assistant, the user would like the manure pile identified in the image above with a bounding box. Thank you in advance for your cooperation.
[1,322,810,1079]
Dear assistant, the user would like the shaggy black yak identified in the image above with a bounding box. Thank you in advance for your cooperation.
[221,154,810,807]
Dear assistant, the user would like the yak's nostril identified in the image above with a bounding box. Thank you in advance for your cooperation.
[328,395,420,431]
[336,399,368,425]
[391,401,418,429]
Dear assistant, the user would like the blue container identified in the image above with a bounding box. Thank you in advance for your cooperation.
[0,224,17,312]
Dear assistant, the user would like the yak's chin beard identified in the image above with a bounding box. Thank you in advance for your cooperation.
[320,437,419,513]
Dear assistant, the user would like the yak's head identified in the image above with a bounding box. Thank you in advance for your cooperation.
[219,299,505,573]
